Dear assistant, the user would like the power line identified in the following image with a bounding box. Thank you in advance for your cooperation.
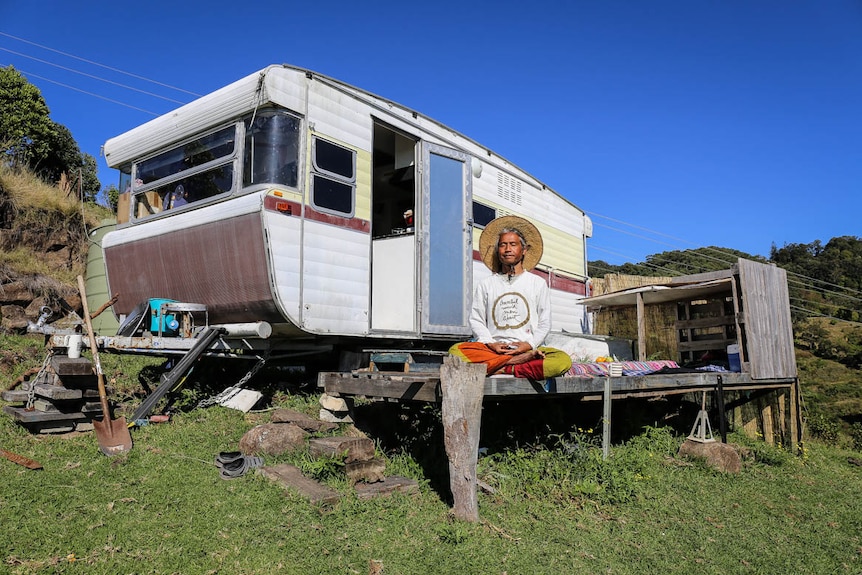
[0,31,202,97]
[0,46,188,105]
[790,304,862,326]
[589,210,861,308]
[11,67,159,116]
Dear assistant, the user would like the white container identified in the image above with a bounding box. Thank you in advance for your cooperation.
[66,334,83,359]
[609,363,623,377]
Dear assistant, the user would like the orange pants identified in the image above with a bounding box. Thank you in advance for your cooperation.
[448,342,572,379]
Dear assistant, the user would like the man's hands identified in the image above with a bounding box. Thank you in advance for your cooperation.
[486,341,533,355]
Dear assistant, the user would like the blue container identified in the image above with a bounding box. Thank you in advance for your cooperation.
[727,344,741,372]
[149,298,178,336]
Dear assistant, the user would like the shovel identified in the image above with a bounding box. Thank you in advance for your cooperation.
[77,276,133,456]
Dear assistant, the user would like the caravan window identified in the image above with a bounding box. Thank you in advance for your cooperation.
[136,126,235,184]
[311,137,355,217]
[132,125,237,219]
[472,202,496,228]
[243,109,301,188]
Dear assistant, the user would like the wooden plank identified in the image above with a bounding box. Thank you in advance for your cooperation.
[33,384,82,400]
[0,449,42,470]
[320,372,440,402]
[354,476,419,500]
[738,259,797,379]
[678,339,736,353]
[51,356,96,376]
[669,269,734,284]
[3,405,87,423]
[440,356,485,522]
[675,315,736,329]
[257,463,342,505]
[1,390,30,402]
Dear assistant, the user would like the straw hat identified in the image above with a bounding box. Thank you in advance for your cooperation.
[479,215,543,272]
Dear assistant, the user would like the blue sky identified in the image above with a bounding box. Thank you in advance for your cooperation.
[2,0,860,265]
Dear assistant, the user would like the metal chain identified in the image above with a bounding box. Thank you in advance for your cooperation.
[25,351,54,409]
[197,350,270,408]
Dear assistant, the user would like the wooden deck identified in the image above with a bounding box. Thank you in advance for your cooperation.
[318,369,802,452]
[319,370,795,402]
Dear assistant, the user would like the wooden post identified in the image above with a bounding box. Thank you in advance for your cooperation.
[602,374,612,459]
[636,292,646,361]
[440,355,485,522]
[789,379,801,453]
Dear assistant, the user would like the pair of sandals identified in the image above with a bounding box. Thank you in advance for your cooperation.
[215,451,264,480]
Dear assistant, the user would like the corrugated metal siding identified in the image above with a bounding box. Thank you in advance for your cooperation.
[262,211,302,322]
[104,211,282,325]
[550,289,585,334]
[301,221,370,335]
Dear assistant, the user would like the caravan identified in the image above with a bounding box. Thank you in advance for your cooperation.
[100,65,592,363]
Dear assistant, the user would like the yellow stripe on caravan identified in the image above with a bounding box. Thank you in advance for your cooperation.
[305,131,371,222]
[354,148,371,221]
[471,221,585,278]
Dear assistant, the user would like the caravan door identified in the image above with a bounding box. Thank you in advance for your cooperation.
[420,143,473,336]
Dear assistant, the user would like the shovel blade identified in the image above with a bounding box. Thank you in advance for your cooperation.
[93,417,133,456]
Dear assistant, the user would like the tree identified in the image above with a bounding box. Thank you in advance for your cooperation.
[39,122,80,182]
[79,153,101,202]
[103,184,120,212]
[0,65,57,168]
[0,65,101,200]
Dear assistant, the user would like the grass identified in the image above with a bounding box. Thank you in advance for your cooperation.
[0,164,112,283]
[2,332,862,574]
[1,408,861,574]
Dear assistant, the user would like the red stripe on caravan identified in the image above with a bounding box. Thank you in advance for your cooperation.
[263,195,302,215]
[263,196,370,233]
[472,250,586,296]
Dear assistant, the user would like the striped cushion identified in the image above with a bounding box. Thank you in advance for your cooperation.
[565,360,679,377]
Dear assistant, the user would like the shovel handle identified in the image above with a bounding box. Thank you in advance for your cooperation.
[77,276,110,417]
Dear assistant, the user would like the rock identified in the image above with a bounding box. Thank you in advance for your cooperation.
[0,281,33,305]
[1,304,29,332]
[319,409,353,424]
[344,457,386,483]
[319,393,350,412]
[238,422,309,456]
[677,439,742,473]
[271,408,338,433]
[308,436,375,463]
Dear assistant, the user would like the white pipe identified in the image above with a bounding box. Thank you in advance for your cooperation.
[211,322,272,339]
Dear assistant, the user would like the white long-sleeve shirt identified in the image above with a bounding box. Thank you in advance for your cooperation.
[469,271,551,349]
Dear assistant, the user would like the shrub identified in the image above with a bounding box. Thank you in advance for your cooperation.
[807,413,840,443]
[850,422,862,452]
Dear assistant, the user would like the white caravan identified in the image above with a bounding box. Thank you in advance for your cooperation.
[101,65,592,361]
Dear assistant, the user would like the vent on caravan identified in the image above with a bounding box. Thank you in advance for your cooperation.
[497,172,523,205]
